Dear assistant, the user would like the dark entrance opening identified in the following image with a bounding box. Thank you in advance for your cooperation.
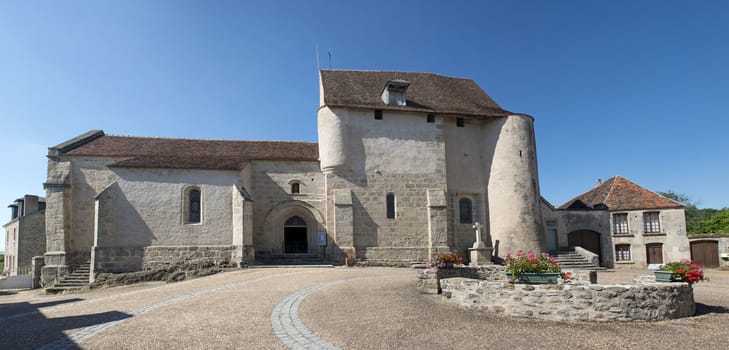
[568,230,602,262]
[284,216,308,254]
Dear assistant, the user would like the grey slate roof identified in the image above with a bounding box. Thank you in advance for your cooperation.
[319,70,512,117]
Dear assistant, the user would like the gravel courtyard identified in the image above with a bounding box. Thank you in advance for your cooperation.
[0,267,727,350]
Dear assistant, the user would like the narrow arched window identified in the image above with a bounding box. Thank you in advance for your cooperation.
[386,193,396,219]
[291,183,300,194]
[185,187,201,224]
[459,198,472,224]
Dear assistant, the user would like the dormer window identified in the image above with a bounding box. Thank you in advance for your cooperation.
[381,79,410,106]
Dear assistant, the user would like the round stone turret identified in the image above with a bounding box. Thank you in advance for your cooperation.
[486,114,546,256]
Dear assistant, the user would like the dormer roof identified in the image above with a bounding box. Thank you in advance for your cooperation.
[320,70,512,117]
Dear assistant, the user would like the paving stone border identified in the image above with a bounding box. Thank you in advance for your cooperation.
[270,276,384,350]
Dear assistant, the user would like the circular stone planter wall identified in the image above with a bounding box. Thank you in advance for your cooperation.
[440,278,695,322]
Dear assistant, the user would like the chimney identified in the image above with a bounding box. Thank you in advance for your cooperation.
[596,179,602,187]
[381,79,410,106]
[24,195,40,215]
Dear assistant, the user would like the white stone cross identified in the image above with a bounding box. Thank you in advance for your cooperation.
[472,221,485,249]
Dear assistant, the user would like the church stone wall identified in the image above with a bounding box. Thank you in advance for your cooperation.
[319,107,447,264]
[248,160,325,257]
[112,167,239,246]
[67,157,119,256]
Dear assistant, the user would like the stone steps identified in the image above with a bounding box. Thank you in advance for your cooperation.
[550,250,606,271]
[256,255,333,267]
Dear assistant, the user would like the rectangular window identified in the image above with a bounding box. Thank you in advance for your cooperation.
[459,198,473,224]
[615,245,631,261]
[643,211,660,233]
[613,213,628,234]
[374,110,383,120]
[456,117,464,127]
[386,193,396,219]
[427,114,435,123]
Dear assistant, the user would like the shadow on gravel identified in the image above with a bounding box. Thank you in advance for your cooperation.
[695,302,729,316]
[0,299,132,349]
[0,298,83,316]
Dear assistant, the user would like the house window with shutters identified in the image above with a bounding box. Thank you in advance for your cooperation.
[643,211,660,233]
[615,244,631,261]
[613,213,629,234]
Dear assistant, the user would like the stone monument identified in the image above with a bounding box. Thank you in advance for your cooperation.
[469,222,493,266]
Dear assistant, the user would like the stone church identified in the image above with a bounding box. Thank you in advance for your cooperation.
[40,69,547,285]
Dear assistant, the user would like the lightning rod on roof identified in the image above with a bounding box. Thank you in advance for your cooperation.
[328,51,332,69]
[315,44,320,70]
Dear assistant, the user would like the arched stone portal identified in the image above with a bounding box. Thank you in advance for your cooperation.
[264,201,325,257]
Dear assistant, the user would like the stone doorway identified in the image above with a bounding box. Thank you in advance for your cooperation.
[284,216,308,254]
[568,230,601,260]
[646,243,663,265]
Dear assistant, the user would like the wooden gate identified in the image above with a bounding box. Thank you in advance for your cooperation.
[646,243,663,265]
[691,240,719,268]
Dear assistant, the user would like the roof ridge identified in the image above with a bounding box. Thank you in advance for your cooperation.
[603,176,620,207]
[320,69,472,80]
[104,134,317,144]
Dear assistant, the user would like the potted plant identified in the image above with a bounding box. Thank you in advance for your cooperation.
[432,251,463,269]
[655,260,705,285]
[504,250,570,284]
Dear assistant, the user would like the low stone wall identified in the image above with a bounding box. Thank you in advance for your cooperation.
[142,245,235,270]
[416,265,505,294]
[441,278,695,322]
[92,245,236,273]
[92,246,144,273]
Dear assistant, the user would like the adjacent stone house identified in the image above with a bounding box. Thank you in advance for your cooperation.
[543,176,691,268]
[3,195,46,275]
[41,69,546,286]
[688,234,729,269]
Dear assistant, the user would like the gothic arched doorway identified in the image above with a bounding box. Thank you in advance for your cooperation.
[568,230,601,259]
[284,216,308,254]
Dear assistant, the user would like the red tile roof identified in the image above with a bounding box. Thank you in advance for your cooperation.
[558,176,684,211]
[320,70,513,117]
[51,131,319,170]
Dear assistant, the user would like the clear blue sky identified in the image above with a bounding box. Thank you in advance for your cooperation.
[1,1,728,248]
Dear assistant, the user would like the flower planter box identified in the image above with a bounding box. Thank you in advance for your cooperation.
[654,270,676,282]
[505,272,561,284]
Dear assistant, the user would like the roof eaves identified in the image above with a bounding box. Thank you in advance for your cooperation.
[49,130,105,159]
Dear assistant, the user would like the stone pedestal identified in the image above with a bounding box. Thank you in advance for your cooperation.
[469,245,493,266]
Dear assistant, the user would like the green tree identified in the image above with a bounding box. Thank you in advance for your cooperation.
[691,208,729,234]
[658,191,724,234]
